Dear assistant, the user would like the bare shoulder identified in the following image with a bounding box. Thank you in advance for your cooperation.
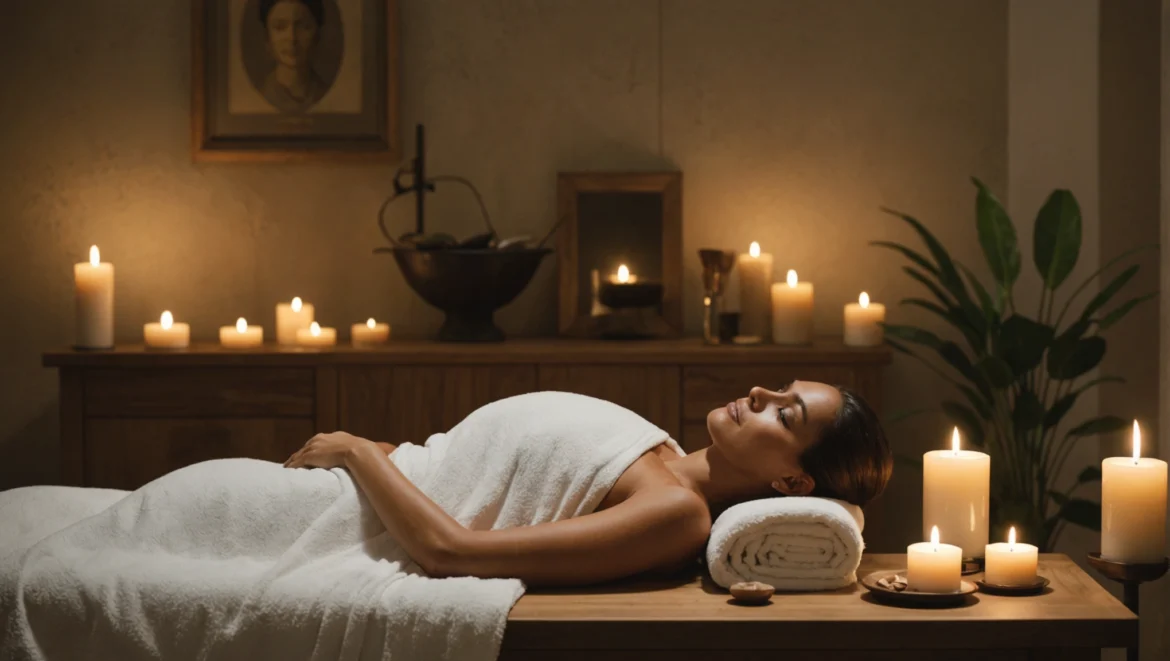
[596,444,687,512]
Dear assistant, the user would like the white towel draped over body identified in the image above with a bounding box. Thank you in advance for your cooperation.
[706,496,865,591]
[0,392,682,661]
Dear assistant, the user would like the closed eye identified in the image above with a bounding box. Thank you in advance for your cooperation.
[778,407,790,429]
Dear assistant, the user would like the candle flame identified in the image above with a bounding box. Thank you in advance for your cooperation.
[617,264,630,284]
[930,525,939,550]
[160,311,173,330]
[749,242,761,258]
[1008,526,1016,549]
[291,297,303,313]
[859,292,870,308]
[1133,419,1141,463]
[367,318,376,329]
[89,245,100,266]
[786,269,798,287]
[310,322,321,337]
[951,427,960,454]
[236,318,247,333]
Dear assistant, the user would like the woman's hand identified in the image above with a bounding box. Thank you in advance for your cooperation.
[284,431,374,470]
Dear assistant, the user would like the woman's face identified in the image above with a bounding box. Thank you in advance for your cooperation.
[707,381,843,488]
[266,1,319,70]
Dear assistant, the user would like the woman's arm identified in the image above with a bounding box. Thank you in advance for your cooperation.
[343,442,711,586]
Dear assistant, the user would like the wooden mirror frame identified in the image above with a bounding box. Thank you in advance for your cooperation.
[556,172,683,336]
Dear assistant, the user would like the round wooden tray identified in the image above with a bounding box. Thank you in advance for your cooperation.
[1086,553,1169,583]
[860,570,977,607]
[975,576,1049,596]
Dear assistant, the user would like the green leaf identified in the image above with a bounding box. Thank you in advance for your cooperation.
[899,298,977,343]
[1057,498,1101,531]
[881,207,969,301]
[942,401,986,447]
[879,323,943,349]
[937,342,986,391]
[958,262,1000,324]
[1033,189,1082,290]
[1075,465,1102,484]
[870,241,940,277]
[995,315,1055,376]
[957,383,993,420]
[975,355,1014,388]
[1043,392,1077,431]
[1012,389,1044,433]
[972,178,1021,293]
[1068,415,1129,437]
[1098,292,1158,330]
[1047,490,1069,507]
[884,338,914,356]
[1082,264,1138,320]
[1047,336,1105,380]
[903,267,956,308]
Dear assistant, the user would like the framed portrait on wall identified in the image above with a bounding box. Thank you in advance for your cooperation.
[192,0,398,162]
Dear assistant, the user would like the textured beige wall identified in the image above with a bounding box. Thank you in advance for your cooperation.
[0,1,1009,554]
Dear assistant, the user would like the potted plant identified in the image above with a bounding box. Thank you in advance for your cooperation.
[876,178,1156,550]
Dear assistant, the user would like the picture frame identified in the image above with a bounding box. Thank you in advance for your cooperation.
[191,0,398,162]
[556,172,683,338]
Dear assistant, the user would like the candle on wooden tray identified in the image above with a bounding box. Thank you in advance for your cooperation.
[843,291,885,346]
[770,269,814,344]
[74,245,114,349]
[220,317,263,349]
[276,296,314,346]
[143,311,190,349]
[736,242,773,342]
[352,318,390,346]
[297,321,336,347]
[907,525,963,593]
[923,428,990,558]
[1102,421,1167,563]
[984,527,1039,586]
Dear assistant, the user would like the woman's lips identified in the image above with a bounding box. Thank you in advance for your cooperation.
[727,400,739,424]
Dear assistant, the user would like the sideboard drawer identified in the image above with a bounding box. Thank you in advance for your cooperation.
[682,365,860,423]
[85,368,316,417]
[84,418,315,489]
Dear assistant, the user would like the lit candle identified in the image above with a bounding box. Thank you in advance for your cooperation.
[907,525,963,593]
[143,311,190,349]
[923,428,990,558]
[770,269,814,344]
[612,264,637,284]
[843,291,885,346]
[736,242,773,341]
[297,321,336,348]
[220,317,263,349]
[352,317,391,347]
[276,297,315,346]
[1102,421,1167,563]
[74,245,114,349]
[984,526,1039,586]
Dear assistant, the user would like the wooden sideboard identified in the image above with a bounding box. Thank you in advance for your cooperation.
[43,338,890,490]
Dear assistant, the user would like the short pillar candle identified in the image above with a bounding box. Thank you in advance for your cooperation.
[144,311,190,349]
[220,318,263,349]
[352,318,390,346]
[907,526,963,593]
[843,292,885,346]
[297,321,336,347]
[770,269,814,344]
[984,527,1039,586]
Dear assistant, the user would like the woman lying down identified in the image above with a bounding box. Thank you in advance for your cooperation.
[1,382,892,661]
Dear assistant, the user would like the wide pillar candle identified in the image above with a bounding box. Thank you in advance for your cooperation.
[984,527,1038,586]
[907,526,962,592]
[736,242,773,341]
[1102,421,1167,563]
[276,297,315,346]
[923,429,990,558]
[352,318,390,346]
[74,245,114,349]
[771,270,814,344]
[297,322,336,347]
[144,311,190,349]
[844,292,885,346]
[220,318,263,349]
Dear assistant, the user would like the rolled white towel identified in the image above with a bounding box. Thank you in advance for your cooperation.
[706,496,865,591]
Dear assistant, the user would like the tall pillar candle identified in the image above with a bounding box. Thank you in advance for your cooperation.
[770,269,814,344]
[1102,421,1167,563]
[74,245,114,349]
[844,292,885,346]
[923,428,990,558]
[735,242,773,341]
[276,296,314,346]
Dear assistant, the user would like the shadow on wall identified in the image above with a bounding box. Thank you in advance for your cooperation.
[1,406,59,490]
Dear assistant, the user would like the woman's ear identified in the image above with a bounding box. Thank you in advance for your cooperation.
[771,473,815,497]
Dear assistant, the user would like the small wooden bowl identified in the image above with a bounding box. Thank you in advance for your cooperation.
[975,576,1049,596]
[729,581,775,604]
[860,570,977,608]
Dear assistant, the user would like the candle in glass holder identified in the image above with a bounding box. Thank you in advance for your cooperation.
[907,525,963,593]
[144,311,190,349]
[1102,421,1167,563]
[984,527,1038,586]
[74,245,114,349]
[844,292,885,346]
[352,318,390,346]
[220,317,263,349]
[276,296,314,346]
[736,242,773,341]
[923,427,990,558]
[770,269,814,344]
[297,321,336,347]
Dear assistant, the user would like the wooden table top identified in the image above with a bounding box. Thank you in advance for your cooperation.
[501,553,1136,652]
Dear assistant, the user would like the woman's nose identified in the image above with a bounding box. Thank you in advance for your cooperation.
[748,386,778,410]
